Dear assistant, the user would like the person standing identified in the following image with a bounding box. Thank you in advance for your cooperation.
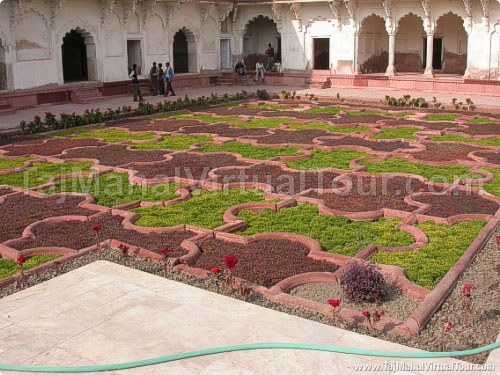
[129,64,143,102]
[149,62,158,96]
[163,62,176,97]
[265,43,275,71]
[235,60,245,76]
[158,63,165,96]
[255,60,265,82]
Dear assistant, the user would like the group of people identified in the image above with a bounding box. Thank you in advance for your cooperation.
[235,43,281,83]
[130,43,280,101]
[129,62,176,102]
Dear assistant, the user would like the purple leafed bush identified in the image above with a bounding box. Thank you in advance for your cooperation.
[340,261,387,304]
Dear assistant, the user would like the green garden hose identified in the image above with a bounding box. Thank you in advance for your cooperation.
[1,341,499,373]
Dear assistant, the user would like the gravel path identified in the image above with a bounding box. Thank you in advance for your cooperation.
[290,282,420,321]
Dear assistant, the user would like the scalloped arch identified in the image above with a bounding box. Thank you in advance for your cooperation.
[243,15,278,34]
[169,24,199,44]
[396,11,425,28]
[359,13,387,33]
[435,10,466,25]
[56,19,99,43]
[103,11,123,27]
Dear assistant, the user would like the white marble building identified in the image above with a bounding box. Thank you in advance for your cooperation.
[0,0,498,91]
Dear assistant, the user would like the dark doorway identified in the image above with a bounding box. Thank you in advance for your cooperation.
[0,39,6,90]
[313,38,330,70]
[62,30,88,82]
[423,37,443,70]
[173,30,188,73]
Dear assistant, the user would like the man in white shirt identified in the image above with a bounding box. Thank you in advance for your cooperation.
[255,60,265,82]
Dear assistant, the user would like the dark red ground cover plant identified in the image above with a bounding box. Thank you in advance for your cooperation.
[305,175,429,212]
[410,142,483,162]
[413,191,499,218]
[213,164,343,195]
[252,129,331,145]
[60,144,171,167]
[192,238,339,288]
[127,153,251,180]
[318,136,414,152]
[0,195,95,243]
[2,138,106,156]
[180,123,271,138]
[8,214,195,256]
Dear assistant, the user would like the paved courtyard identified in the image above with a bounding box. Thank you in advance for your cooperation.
[4,84,500,131]
[0,261,495,375]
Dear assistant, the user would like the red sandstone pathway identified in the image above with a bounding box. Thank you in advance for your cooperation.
[3,83,500,130]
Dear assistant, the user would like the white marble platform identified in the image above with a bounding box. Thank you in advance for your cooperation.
[0,261,497,375]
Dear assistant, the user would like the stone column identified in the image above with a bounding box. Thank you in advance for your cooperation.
[424,32,434,76]
[386,32,396,76]
[353,31,360,74]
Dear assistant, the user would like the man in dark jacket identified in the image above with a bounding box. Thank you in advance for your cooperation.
[129,64,143,102]
[158,63,165,95]
[235,60,245,76]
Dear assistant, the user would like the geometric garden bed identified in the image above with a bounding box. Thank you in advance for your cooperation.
[1,98,500,363]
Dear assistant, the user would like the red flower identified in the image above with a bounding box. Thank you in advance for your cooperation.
[496,235,500,243]
[462,284,476,297]
[211,267,222,274]
[445,321,452,332]
[54,261,61,266]
[159,248,171,255]
[118,244,130,256]
[16,256,27,266]
[91,225,102,231]
[362,311,370,317]
[327,299,341,308]
[224,256,238,270]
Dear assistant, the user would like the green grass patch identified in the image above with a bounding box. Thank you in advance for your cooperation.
[0,255,61,280]
[236,203,413,257]
[134,135,213,150]
[199,142,301,160]
[422,114,461,122]
[248,104,302,111]
[287,149,370,170]
[75,129,157,143]
[303,107,349,114]
[0,162,93,188]
[232,118,294,129]
[466,117,499,124]
[478,167,500,197]
[287,121,371,133]
[347,110,383,116]
[149,111,189,120]
[49,125,102,137]
[370,127,418,140]
[360,158,482,183]
[175,114,243,123]
[385,112,415,118]
[0,157,33,171]
[428,134,500,147]
[371,220,486,289]
[131,189,269,229]
[41,172,182,207]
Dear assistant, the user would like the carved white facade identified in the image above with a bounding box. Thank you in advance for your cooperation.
[0,0,499,90]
